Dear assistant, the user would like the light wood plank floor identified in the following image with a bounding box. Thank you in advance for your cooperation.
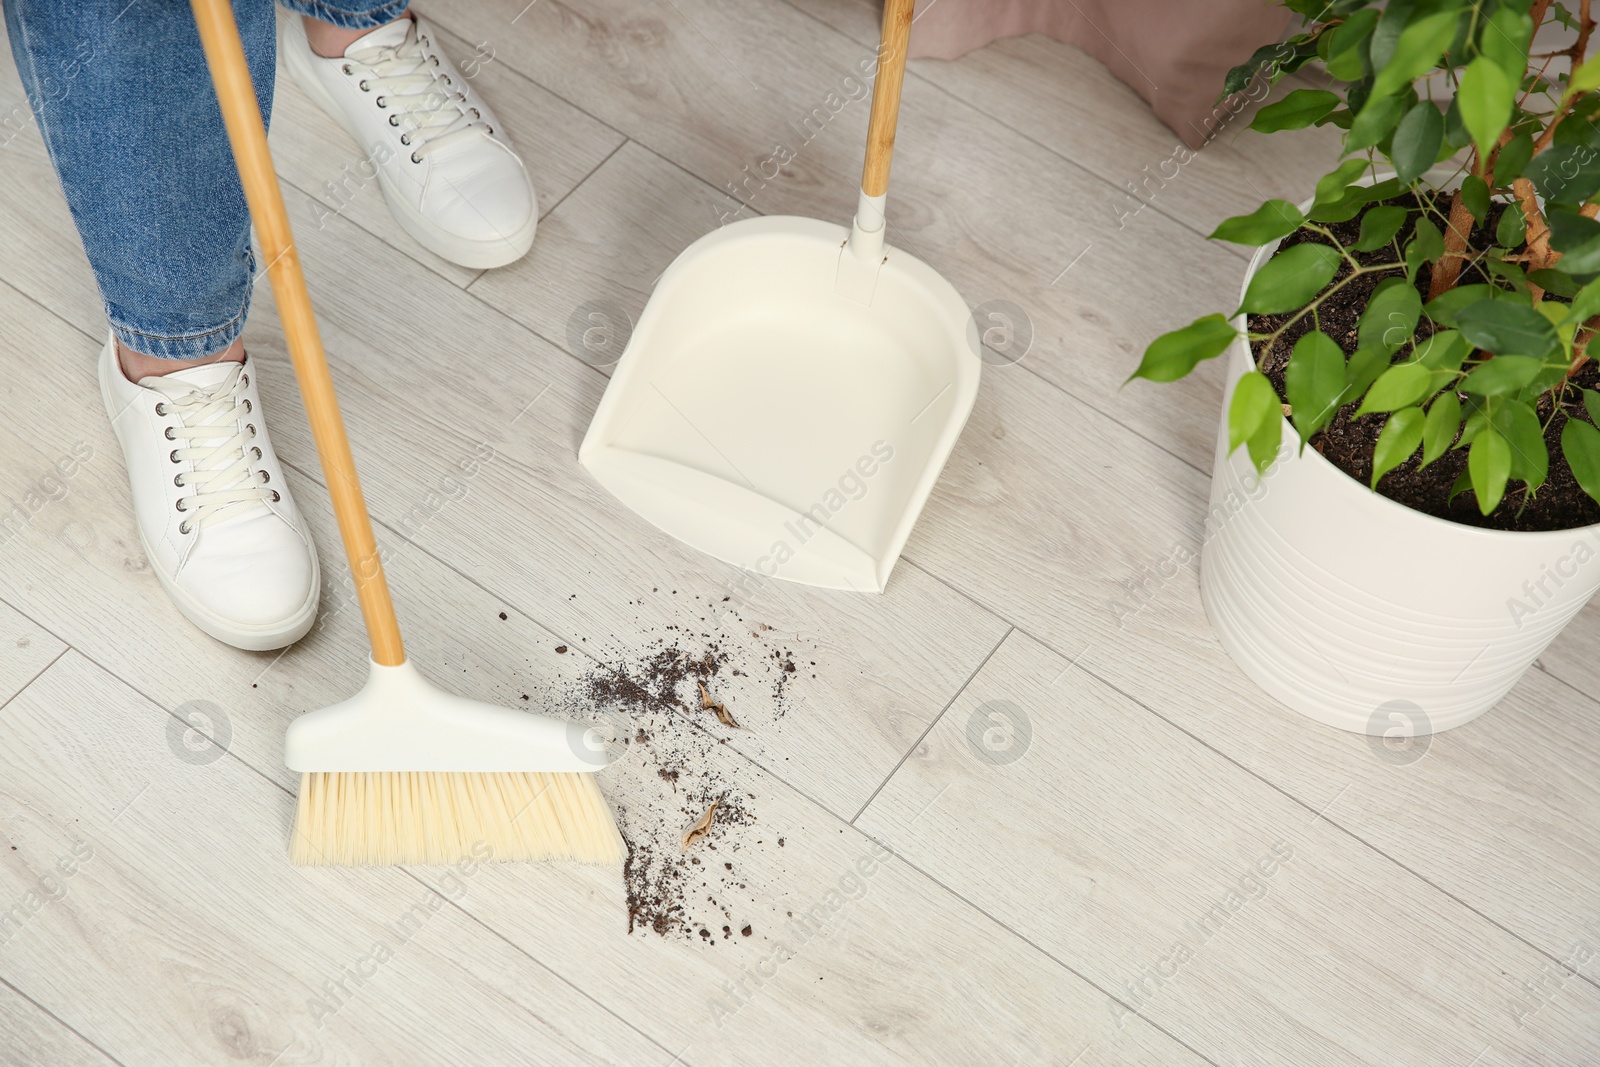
[1,1,1597,1064]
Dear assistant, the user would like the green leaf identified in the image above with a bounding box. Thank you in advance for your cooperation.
[1390,100,1446,184]
[1481,7,1533,82]
[1455,300,1560,358]
[1313,158,1371,210]
[1424,284,1492,327]
[1341,345,1391,407]
[1324,9,1379,81]
[1284,330,1347,442]
[1353,205,1410,251]
[1459,175,1490,225]
[1562,417,1600,505]
[1210,200,1307,245]
[1410,215,1446,263]
[1246,410,1283,473]
[1460,354,1544,395]
[1494,130,1535,183]
[1569,51,1600,95]
[1128,314,1237,383]
[1457,57,1515,159]
[1372,406,1426,486]
[1230,369,1285,472]
[1358,361,1433,414]
[1469,428,1512,514]
[1222,40,1296,97]
[1523,145,1600,207]
[1358,277,1423,354]
[1565,277,1600,326]
[1370,10,1461,101]
[1448,467,1475,505]
[1496,202,1527,248]
[1238,243,1342,315]
[1417,329,1471,372]
[1421,390,1462,466]
[1527,268,1581,299]
[1228,370,1279,452]
[1546,207,1600,272]
[1496,399,1549,491]
[1347,91,1410,151]
[1251,89,1342,133]
[1585,388,1600,425]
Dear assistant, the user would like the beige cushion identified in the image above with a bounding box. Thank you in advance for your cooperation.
[907,0,1292,148]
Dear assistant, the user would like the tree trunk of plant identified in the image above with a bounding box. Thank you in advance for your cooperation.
[1426,190,1478,300]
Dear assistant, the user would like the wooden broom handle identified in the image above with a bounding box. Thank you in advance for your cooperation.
[191,0,406,667]
[860,0,916,198]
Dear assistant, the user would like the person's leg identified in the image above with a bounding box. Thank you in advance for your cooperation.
[3,0,320,651]
[3,0,277,368]
[290,0,412,58]
[278,0,537,268]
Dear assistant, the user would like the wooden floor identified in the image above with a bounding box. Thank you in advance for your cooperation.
[1,1,1598,1064]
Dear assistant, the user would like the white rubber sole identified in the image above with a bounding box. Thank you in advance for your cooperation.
[99,351,322,652]
[280,19,536,270]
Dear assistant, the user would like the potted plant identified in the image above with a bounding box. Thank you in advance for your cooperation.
[1131,0,1600,736]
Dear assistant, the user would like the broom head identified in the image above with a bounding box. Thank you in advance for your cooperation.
[286,660,624,866]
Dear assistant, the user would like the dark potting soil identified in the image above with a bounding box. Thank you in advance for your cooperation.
[1248,191,1600,533]
[540,600,809,942]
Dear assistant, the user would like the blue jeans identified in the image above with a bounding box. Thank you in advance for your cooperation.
[3,0,409,358]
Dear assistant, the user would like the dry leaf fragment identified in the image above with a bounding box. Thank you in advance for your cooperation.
[699,682,739,728]
[682,797,722,848]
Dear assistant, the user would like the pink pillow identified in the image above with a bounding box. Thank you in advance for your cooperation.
[907,0,1292,149]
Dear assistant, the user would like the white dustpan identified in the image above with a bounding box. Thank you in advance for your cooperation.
[579,0,980,593]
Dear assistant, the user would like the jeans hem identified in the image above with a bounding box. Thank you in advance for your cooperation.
[109,302,250,360]
[275,0,412,31]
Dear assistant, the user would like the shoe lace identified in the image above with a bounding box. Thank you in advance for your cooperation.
[146,365,275,532]
[347,24,487,160]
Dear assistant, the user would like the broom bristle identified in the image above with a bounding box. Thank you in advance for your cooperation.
[290,771,625,867]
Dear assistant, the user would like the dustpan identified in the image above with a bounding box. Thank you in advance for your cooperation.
[578,0,980,593]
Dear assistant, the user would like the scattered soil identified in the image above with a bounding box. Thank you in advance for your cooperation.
[537,598,807,942]
[1250,191,1600,532]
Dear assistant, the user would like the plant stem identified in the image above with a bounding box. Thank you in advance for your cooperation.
[1427,190,1479,299]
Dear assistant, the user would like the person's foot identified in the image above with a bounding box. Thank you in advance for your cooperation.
[281,12,537,268]
[99,333,320,651]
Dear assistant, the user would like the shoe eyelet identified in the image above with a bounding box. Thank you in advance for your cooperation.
[243,398,252,413]
[487,126,494,135]
[247,423,257,437]
[389,115,400,127]
[240,373,248,387]
[271,490,281,503]
[470,107,480,119]
[179,520,192,535]
[173,474,184,487]
[155,402,167,415]
[163,426,175,440]
[400,132,411,144]
[359,79,370,91]
[342,62,353,75]
[260,470,271,484]
[252,447,263,460]
[376,96,386,108]
[175,499,186,512]
[169,449,180,463]
[431,56,440,66]
[444,75,452,86]
[411,151,423,164]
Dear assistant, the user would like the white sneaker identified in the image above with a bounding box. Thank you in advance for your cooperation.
[99,334,320,651]
[281,12,537,268]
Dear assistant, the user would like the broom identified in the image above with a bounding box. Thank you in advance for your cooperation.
[189,0,624,867]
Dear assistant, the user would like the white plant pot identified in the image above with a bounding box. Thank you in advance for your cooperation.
[1200,225,1600,736]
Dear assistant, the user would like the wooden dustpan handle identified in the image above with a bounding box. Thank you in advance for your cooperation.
[861,0,916,198]
[190,0,406,667]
